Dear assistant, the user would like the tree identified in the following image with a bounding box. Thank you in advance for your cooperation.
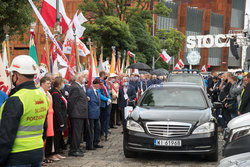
[83,16,136,57]
[156,28,185,58]
[0,0,36,43]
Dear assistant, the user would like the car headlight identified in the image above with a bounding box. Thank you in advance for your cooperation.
[193,122,215,134]
[229,126,250,142]
[126,120,145,132]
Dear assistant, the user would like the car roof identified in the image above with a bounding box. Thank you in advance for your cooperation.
[149,82,203,89]
[168,73,202,76]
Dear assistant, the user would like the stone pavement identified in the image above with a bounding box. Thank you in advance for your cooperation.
[48,126,222,167]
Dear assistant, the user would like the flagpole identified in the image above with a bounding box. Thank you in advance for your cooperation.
[73,28,80,72]
[45,32,51,72]
[4,25,11,67]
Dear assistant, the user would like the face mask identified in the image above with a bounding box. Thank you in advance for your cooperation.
[104,76,108,80]
[12,74,17,87]
[238,75,243,80]
[124,82,128,86]
[82,78,86,84]
[111,79,116,83]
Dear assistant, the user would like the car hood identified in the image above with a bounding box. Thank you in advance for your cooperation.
[219,152,250,167]
[131,106,212,126]
[227,112,250,130]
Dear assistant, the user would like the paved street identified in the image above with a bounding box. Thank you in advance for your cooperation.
[48,127,223,167]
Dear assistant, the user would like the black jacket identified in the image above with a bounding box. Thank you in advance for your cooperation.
[68,82,88,119]
[239,83,250,114]
[118,85,136,108]
[0,81,45,165]
[49,88,68,131]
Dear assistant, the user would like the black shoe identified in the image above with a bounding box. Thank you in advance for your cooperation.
[94,145,104,148]
[79,149,86,153]
[68,151,84,157]
[86,147,96,150]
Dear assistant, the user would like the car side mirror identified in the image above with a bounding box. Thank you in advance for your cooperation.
[213,102,223,109]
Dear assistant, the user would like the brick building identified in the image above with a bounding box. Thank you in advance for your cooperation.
[156,0,246,71]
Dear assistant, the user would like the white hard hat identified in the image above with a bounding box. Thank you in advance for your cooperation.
[8,55,39,75]
[109,73,118,78]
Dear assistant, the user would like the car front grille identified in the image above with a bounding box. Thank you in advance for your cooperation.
[145,121,192,137]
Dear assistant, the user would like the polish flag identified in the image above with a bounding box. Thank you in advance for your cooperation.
[160,50,171,63]
[41,0,71,33]
[202,65,207,72]
[69,43,76,72]
[174,64,181,70]
[177,59,184,68]
[128,51,135,57]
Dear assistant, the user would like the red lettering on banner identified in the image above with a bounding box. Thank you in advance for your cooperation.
[64,39,73,48]
[0,81,9,93]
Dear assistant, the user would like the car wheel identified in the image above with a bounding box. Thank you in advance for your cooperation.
[123,140,137,158]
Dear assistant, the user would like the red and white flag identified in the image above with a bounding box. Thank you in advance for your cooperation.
[174,63,181,70]
[41,0,71,33]
[160,50,171,63]
[63,12,89,57]
[177,59,184,68]
[202,65,207,72]
[128,51,135,57]
[2,42,11,93]
[0,55,10,94]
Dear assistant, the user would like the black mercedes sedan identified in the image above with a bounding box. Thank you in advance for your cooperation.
[123,82,218,161]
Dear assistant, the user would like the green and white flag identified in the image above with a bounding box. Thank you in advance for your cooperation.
[29,30,39,65]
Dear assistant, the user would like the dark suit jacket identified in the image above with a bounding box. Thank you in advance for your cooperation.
[49,88,68,131]
[118,85,136,108]
[239,83,250,114]
[86,87,101,119]
[68,82,88,119]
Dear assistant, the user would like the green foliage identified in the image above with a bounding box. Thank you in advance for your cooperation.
[83,16,136,58]
[155,2,172,17]
[156,28,185,58]
[0,0,37,43]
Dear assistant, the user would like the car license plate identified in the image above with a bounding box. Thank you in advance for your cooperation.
[154,139,182,147]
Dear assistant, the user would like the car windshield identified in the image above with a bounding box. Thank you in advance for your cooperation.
[140,87,208,109]
[168,75,204,87]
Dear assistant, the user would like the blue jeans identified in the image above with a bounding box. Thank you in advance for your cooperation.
[5,162,42,167]
[100,105,110,139]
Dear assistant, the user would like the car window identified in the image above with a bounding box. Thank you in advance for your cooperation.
[168,75,204,87]
[140,87,208,109]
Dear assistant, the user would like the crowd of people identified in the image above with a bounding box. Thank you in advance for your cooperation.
[0,55,167,167]
[205,70,250,129]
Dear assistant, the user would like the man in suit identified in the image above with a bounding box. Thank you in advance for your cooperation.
[238,73,250,115]
[68,72,89,157]
[98,71,112,141]
[118,77,137,122]
[86,79,103,150]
